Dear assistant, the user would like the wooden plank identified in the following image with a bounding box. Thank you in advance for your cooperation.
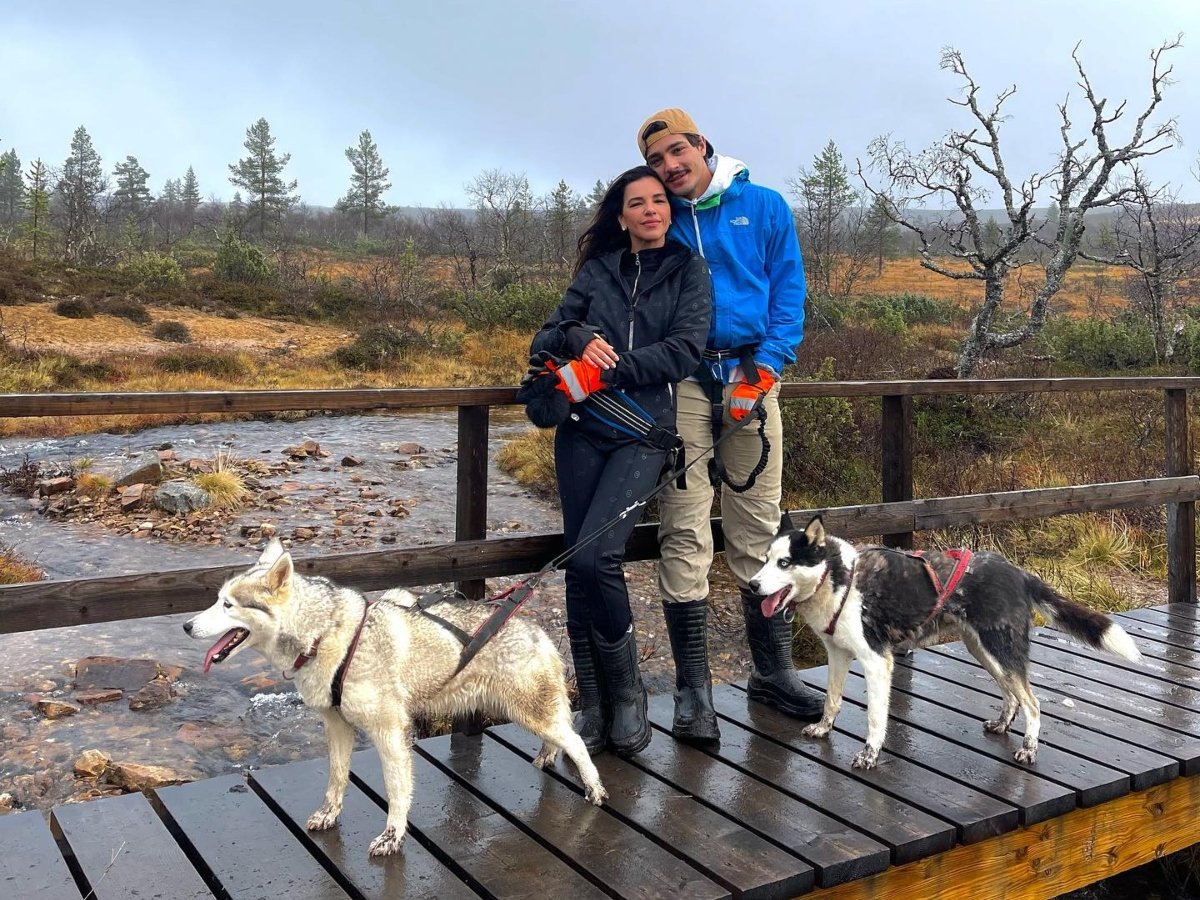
[7,376,1200,420]
[1108,611,1200,664]
[880,394,914,549]
[637,695,891,887]
[455,404,489,601]
[796,666,1120,811]
[51,791,212,900]
[352,747,607,900]
[923,646,1200,773]
[1034,621,1200,690]
[711,685,1018,846]
[697,689,956,864]
[488,724,815,899]
[0,386,519,417]
[8,475,1197,635]
[249,758,477,900]
[417,733,729,899]
[152,774,348,900]
[896,652,1177,788]
[1165,388,1197,604]
[0,810,79,900]
[803,773,1200,900]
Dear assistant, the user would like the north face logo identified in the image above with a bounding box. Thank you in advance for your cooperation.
[730,216,750,226]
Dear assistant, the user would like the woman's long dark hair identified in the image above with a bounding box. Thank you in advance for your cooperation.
[574,165,667,277]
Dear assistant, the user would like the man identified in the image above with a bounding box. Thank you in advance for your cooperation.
[637,108,823,742]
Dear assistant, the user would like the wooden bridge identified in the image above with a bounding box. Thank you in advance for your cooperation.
[3,377,1200,898]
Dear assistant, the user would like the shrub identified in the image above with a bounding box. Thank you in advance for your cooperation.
[214,234,274,283]
[155,349,249,377]
[333,325,422,370]
[856,293,953,328]
[0,543,43,584]
[124,252,186,290]
[98,297,151,325]
[193,451,249,509]
[76,472,112,499]
[452,282,563,332]
[53,297,95,318]
[152,320,193,343]
[1046,319,1156,370]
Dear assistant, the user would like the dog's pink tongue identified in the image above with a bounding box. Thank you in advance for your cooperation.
[203,630,242,674]
[760,589,789,619]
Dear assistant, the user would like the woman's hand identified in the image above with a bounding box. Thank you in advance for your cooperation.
[581,336,619,370]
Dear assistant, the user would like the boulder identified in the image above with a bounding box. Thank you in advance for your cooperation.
[36,476,74,496]
[75,656,159,691]
[73,749,111,778]
[118,483,147,511]
[113,451,164,488]
[154,482,211,515]
[105,762,195,792]
[75,689,123,705]
[128,679,174,711]
[36,698,79,719]
[341,455,362,467]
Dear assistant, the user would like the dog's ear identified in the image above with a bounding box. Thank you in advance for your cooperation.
[804,515,825,546]
[258,538,285,567]
[777,510,796,536]
[265,550,294,595]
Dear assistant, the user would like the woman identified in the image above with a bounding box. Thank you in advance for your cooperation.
[522,166,711,756]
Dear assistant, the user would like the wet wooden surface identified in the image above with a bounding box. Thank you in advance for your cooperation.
[11,602,1200,899]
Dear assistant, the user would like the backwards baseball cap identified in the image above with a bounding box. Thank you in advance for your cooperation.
[637,108,714,159]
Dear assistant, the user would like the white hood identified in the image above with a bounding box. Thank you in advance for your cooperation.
[692,153,748,205]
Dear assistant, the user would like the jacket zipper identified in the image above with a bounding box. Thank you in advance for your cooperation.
[690,203,705,258]
[627,251,642,349]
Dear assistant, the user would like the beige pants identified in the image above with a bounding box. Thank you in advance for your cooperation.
[658,378,784,602]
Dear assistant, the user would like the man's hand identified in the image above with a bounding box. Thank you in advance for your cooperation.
[546,357,605,402]
[730,367,777,421]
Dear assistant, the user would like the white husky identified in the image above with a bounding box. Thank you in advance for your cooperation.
[185,540,606,856]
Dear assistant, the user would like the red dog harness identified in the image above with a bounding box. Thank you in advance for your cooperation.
[822,548,973,637]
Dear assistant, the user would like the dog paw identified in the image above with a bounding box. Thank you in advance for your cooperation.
[585,784,608,806]
[851,746,879,770]
[983,718,1010,734]
[1014,747,1038,765]
[532,750,559,770]
[802,723,832,740]
[368,825,405,857]
[306,805,340,831]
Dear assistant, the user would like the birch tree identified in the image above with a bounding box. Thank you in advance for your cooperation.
[863,39,1180,375]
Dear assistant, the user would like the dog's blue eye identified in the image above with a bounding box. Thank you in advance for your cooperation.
[223,599,232,609]
[779,559,791,569]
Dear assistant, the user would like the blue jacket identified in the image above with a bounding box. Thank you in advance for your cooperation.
[667,159,806,378]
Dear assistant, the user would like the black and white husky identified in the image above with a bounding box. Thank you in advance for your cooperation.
[748,516,1142,770]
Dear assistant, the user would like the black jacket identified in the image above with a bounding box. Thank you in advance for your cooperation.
[530,241,711,442]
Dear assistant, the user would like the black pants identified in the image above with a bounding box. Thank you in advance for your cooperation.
[556,424,664,642]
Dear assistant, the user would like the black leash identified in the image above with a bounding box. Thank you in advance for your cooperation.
[697,346,771,493]
[417,390,772,676]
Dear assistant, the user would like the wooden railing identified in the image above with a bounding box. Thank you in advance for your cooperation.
[1,377,1197,634]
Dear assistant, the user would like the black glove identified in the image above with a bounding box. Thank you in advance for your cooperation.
[516,352,570,428]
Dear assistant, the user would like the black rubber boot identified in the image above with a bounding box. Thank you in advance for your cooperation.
[591,626,652,756]
[662,600,720,744]
[741,589,824,720]
[566,623,609,755]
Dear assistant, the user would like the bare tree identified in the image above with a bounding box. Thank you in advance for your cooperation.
[1083,167,1200,361]
[465,169,535,266]
[790,140,873,299]
[419,205,482,299]
[863,39,1180,375]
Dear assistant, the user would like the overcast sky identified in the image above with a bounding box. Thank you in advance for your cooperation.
[4,0,1199,208]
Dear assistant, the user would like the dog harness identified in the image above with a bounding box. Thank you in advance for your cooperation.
[411,582,537,678]
[814,547,973,637]
[286,598,378,707]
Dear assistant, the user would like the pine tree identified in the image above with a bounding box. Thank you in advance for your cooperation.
[337,129,391,236]
[0,148,24,223]
[545,179,582,268]
[156,178,181,243]
[862,195,899,275]
[112,155,153,219]
[21,158,52,259]
[586,178,609,212]
[57,126,107,260]
[228,118,298,236]
[181,165,201,233]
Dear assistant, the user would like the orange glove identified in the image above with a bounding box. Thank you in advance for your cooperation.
[730,367,777,420]
[545,357,605,402]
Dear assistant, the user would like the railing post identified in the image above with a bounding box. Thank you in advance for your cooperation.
[455,405,490,600]
[881,394,914,549]
[1165,389,1196,604]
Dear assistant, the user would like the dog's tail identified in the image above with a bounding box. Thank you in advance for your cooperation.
[1029,575,1141,662]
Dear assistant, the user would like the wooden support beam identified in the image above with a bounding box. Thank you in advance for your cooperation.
[880,394,914,549]
[454,405,490,600]
[802,774,1200,900]
[1165,389,1197,604]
